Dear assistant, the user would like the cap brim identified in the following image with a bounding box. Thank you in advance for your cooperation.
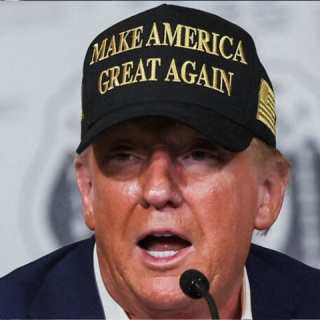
[76,101,253,154]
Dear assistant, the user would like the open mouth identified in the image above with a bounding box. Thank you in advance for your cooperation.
[138,232,192,258]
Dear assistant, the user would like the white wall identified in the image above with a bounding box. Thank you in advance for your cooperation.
[1,1,320,277]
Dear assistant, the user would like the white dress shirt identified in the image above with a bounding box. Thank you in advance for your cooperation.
[94,245,253,319]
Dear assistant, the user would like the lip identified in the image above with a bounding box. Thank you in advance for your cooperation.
[135,227,194,268]
[136,227,192,244]
[136,245,194,268]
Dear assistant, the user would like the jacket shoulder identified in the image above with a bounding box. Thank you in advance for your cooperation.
[0,238,91,317]
[247,244,320,318]
[248,243,320,282]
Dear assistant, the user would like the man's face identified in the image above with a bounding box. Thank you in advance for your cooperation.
[77,118,270,318]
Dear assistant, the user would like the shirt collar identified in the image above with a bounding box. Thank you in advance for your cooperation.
[241,266,253,319]
[94,244,252,319]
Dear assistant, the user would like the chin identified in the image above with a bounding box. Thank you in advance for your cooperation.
[125,277,209,319]
[137,277,189,310]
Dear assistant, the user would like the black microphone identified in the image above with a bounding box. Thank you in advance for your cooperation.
[179,269,220,319]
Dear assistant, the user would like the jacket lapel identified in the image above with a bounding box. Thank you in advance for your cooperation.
[27,236,105,319]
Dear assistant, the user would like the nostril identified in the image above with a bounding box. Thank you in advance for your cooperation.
[140,200,177,210]
[142,186,172,209]
[142,188,183,209]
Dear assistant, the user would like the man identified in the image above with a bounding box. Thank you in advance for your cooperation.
[1,4,320,319]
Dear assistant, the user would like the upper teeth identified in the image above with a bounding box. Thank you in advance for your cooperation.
[147,250,178,258]
[152,232,173,237]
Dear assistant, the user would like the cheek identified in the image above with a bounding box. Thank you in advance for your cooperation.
[94,178,140,210]
[92,178,142,235]
[183,172,259,285]
[186,171,259,243]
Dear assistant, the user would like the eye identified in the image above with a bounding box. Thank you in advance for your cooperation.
[114,152,132,161]
[191,151,207,160]
[181,148,222,166]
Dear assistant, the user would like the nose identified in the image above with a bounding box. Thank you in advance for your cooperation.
[140,150,183,210]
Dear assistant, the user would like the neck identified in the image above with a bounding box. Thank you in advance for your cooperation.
[218,289,242,320]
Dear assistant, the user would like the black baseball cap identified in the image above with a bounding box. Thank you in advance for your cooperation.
[77,4,276,154]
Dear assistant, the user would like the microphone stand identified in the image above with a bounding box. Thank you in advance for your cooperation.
[193,281,220,320]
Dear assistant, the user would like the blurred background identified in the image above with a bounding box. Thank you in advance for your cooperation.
[1,1,320,277]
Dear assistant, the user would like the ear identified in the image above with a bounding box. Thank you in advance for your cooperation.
[254,168,288,230]
[74,154,96,231]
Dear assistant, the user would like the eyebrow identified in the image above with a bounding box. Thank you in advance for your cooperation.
[96,137,138,150]
[186,138,221,151]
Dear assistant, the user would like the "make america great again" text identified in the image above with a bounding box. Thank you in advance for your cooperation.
[89,22,248,96]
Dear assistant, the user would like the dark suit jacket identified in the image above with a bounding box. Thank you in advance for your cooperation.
[1,236,320,319]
